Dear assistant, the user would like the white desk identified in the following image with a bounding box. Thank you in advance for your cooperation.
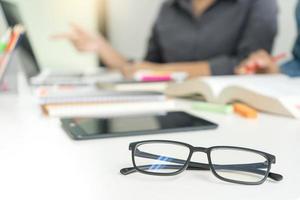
[1,92,300,200]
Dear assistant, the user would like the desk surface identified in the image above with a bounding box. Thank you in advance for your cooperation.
[1,93,300,200]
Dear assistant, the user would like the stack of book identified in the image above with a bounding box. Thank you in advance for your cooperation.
[0,25,25,86]
[36,85,175,117]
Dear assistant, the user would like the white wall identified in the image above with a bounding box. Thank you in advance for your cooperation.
[1,0,100,72]
[108,0,298,60]
[107,0,163,60]
[274,0,298,58]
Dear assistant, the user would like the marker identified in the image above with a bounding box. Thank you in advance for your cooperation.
[192,102,233,114]
[6,25,25,52]
[0,28,12,53]
[233,103,258,119]
[6,25,24,52]
[136,72,188,82]
[140,75,172,82]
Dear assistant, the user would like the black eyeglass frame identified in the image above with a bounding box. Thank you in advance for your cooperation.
[123,140,283,185]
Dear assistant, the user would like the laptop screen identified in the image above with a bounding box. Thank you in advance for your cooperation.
[0,0,40,79]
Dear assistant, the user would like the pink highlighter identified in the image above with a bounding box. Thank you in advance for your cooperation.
[140,75,172,82]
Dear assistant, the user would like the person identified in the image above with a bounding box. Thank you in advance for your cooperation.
[236,0,300,77]
[55,0,278,79]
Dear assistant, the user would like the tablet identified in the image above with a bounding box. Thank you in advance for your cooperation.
[61,111,218,140]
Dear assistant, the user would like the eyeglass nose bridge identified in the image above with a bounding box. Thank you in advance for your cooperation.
[193,147,208,153]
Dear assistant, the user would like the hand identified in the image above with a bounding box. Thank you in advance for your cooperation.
[121,62,161,79]
[236,50,279,75]
[52,23,102,53]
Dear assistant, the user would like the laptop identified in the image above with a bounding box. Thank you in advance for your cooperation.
[0,0,122,86]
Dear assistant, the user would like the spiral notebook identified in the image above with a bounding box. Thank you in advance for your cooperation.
[42,101,175,117]
[36,86,166,105]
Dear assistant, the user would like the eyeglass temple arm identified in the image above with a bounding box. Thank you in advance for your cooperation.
[120,150,283,181]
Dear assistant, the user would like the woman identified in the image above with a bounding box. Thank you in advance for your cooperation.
[237,1,300,77]
[56,0,278,78]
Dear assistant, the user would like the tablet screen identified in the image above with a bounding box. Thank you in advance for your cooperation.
[73,116,160,134]
[62,112,218,139]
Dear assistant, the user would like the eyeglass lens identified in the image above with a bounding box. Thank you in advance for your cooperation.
[210,148,269,183]
[134,142,190,174]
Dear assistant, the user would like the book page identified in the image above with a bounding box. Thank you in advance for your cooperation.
[201,75,291,98]
[201,76,241,97]
[232,77,300,98]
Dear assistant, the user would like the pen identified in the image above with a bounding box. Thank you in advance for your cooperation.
[272,53,287,62]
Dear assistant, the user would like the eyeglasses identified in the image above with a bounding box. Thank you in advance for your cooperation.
[120,140,283,185]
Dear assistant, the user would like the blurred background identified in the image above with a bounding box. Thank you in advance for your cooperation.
[0,0,297,72]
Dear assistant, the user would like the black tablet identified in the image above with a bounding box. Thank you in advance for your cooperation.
[61,111,218,140]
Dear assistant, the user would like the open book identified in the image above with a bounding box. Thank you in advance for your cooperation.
[165,75,300,118]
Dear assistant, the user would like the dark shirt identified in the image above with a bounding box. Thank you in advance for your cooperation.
[145,0,278,75]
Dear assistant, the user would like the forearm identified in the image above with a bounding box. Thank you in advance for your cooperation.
[96,36,129,69]
[147,61,211,78]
